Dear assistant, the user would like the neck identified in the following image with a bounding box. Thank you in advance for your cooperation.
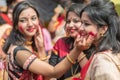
[24,40,33,46]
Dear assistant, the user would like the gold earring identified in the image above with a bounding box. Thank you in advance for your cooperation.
[100,33,104,37]
[66,32,69,37]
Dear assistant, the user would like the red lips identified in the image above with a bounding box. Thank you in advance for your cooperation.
[27,28,35,32]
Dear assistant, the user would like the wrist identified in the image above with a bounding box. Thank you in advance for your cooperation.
[78,52,86,63]
[73,47,82,54]
[66,54,76,64]
[40,56,48,61]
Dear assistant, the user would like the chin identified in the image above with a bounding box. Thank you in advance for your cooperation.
[26,33,36,37]
[70,34,77,37]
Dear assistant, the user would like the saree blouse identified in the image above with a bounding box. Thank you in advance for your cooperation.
[7,46,40,80]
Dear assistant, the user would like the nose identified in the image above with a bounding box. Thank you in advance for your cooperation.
[27,19,33,27]
[69,21,74,27]
[79,23,84,30]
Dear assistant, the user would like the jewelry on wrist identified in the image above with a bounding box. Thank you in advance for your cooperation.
[78,53,86,63]
[40,56,47,61]
[67,54,76,64]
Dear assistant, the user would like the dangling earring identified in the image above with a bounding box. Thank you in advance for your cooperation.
[66,32,69,37]
[100,32,104,37]
[64,27,69,37]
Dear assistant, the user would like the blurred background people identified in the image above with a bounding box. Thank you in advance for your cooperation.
[48,5,66,44]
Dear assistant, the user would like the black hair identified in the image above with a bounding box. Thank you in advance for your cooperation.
[66,3,85,20]
[80,0,120,54]
[65,3,85,31]
[64,3,85,50]
[3,1,40,53]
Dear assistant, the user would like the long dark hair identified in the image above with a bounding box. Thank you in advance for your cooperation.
[80,0,120,54]
[3,1,40,53]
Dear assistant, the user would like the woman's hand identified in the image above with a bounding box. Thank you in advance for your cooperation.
[34,25,44,51]
[74,32,95,51]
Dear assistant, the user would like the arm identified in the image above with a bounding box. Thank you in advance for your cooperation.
[16,46,81,78]
[78,52,88,68]
[16,35,84,78]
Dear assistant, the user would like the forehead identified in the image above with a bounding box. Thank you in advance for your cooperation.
[19,7,37,18]
[81,12,91,21]
[67,11,80,19]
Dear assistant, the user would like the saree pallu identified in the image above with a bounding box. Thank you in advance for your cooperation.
[85,51,120,80]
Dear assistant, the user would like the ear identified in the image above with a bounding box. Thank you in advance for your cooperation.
[99,25,108,34]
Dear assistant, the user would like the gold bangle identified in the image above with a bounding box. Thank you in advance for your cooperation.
[40,56,47,61]
[66,54,76,64]
[78,54,86,63]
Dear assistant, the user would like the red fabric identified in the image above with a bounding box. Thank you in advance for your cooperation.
[55,15,64,29]
[80,56,93,80]
[19,70,43,80]
[53,38,69,57]
[0,13,12,25]
[35,75,43,80]
[19,71,31,80]
[72,77,80,80]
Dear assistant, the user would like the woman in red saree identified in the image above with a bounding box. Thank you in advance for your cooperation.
[49,3,93,80]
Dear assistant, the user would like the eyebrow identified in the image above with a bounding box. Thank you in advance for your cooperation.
[70,17,80,19]
[83,20,90,23]
[19,15,37,19]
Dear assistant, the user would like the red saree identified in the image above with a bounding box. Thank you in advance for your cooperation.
[79,56,93,80]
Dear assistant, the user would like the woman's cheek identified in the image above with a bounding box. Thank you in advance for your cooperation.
[88,32,97,38]
[18,26,25,33]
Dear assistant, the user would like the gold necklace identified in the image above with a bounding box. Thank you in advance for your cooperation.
[25,41,33,46]
[71,64,80,78]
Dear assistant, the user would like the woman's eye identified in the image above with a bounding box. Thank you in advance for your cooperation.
[66,19,80,24]
[31,17,37,21]
[66,20,71,23]
[19,19,26,23]
[72,19,80,23]
[84,23,90,26]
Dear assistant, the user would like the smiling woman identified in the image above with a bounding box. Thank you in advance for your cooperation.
[78,0,120,79]
[3,1,83,80]
[18,7,39,38]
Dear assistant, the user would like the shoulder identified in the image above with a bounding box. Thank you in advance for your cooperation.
[93,52,112,62]
[8,45,32,56]
[54,37,67,45]
[86,52,120,79]
[91,52,114,68]
[93,51,120,64]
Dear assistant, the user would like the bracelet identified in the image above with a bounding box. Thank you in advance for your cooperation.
[40,56,47,61]
[78,53,86,63]
[66,54,76,64]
